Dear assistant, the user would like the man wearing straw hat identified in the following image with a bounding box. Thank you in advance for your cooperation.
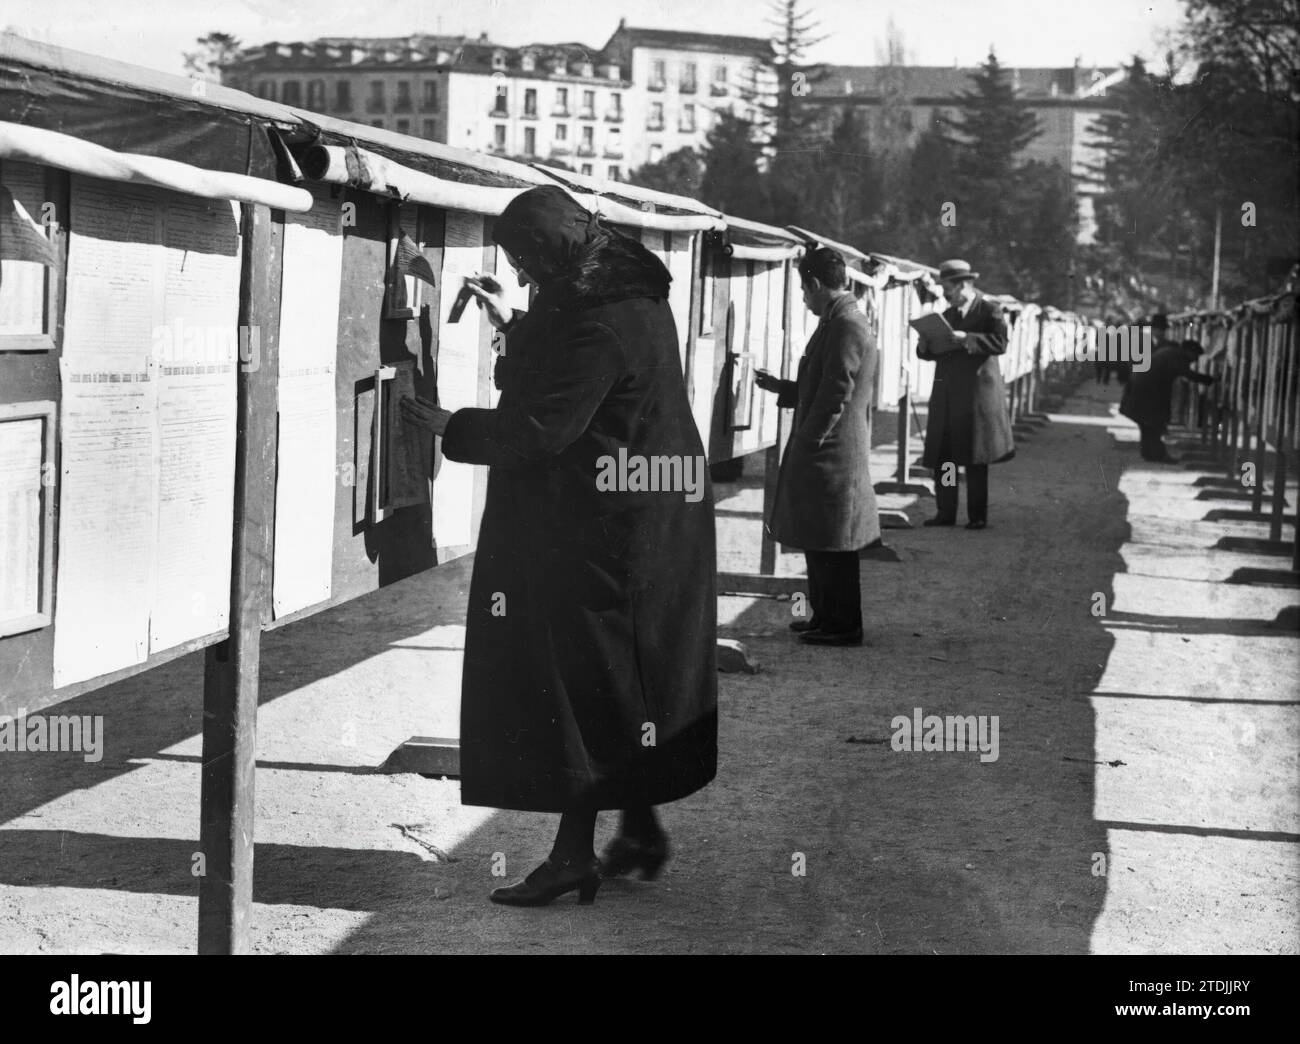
[915,259,1015,530]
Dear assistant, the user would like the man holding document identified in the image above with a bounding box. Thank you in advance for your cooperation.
[912,259,1014,530]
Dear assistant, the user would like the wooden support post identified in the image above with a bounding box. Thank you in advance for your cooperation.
[896,391,909,483]
[759,441,780,575]
[198,203,280,955]
[1251,428,1266,514]
[1271,449,1287,543]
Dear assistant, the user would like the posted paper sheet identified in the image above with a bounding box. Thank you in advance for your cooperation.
[54,178,242,684]
[433,211,484,550]
[0,417,45,626]
[273,192,342,618]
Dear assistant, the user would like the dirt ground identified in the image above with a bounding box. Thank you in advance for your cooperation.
[1,379,1297,954]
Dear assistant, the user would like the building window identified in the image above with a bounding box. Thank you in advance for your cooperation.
[555,123,568,141]
[371,119,384,128]
[607,92,622,121]
[422,80,438,109]
[367,80,384,113]
[521,52,535,72]
[680,103,696,133]
[396,118,410,134]
[335,80,351,110]
[649,143,663,164]
[581,163,593,176]
[580,89,595,118]
[681,62,697,93]
[257,80,275,100]
[493,124,507,149]
[606,127,622,156]
[422,119,436,138]
[492,84,508,116]
[648,101,664,130]
[554,87,569,115]
[650,59,666,90]
[579,125,595,155]
[492,50,506,71]
[712,63,728,95]
[304,80,324,108]
[395,81,412,112]
[579,61,594,77]
[281,80,302,106]
[554,57,568,76]
[524,126,537,155]
[524,88,537,117]
[608,165,621,180]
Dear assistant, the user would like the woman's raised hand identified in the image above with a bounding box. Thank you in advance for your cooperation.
[464,274,513,330]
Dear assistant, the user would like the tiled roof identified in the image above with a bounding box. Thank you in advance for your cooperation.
[809,64,1120,101]
[604,24,775,61]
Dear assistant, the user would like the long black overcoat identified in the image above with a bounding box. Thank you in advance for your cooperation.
[440,236,717,812]
[1119,341,1212,430]
[918,293,1016,468]
[767,291,881,551]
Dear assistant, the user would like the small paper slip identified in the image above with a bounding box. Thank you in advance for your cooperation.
[910,312,960,355]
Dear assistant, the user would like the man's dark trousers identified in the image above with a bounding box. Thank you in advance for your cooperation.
[932,431,989,523]
[1138,424,1168,461]
[804,550,862,633]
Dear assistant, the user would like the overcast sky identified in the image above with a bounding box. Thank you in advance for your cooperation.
[5,0,1189,76]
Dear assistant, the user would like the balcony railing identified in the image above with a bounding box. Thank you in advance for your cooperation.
[678,123,697,134]
[648,80,666,92]
[646,119,664,131]
[552,106,570,117]
[576,143,596,157]
[578,108,596,120]
[709,83,728,96]
[365,100,385,114]
[604,110,623,122]
[393,98,412,112]
[521,110,538,120]
[603,145,623,158]
[680,81,697,94]
[489,105,509,117]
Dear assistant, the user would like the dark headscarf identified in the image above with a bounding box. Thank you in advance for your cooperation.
[492,185,602,282]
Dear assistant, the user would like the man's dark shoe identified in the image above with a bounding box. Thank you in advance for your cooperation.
[965,520,987,530]
[922,516,956,527]
[800,627,864,646]
[789,618,821,633]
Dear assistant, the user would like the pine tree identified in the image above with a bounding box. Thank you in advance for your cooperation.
[627,147,706,198]
[699,111,771,223]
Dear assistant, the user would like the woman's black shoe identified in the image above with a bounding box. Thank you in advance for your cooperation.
[922,516,956,527]
[489,855,602,906]
[601,833,670,880]
[789,618,821,633]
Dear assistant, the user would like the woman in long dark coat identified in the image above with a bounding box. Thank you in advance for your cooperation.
[401,186,717,907]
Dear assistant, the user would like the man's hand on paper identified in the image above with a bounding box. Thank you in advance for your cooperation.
[400,395,453,436]
[464,273,513,330]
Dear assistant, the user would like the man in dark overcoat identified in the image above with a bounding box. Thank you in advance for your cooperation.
[916,259,1015,529]
[756,247,878,646]
[1119,322,1215,462]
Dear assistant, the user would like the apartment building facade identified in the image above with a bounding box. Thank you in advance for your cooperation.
[221,22,776,181]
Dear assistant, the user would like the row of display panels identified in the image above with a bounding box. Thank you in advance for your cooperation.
[0,165,804,709]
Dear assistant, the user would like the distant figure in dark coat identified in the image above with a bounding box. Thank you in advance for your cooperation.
[916,259,1014,529]
[756,247,879,646]
[400,186,716,907]
[1119,320,1215,463]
